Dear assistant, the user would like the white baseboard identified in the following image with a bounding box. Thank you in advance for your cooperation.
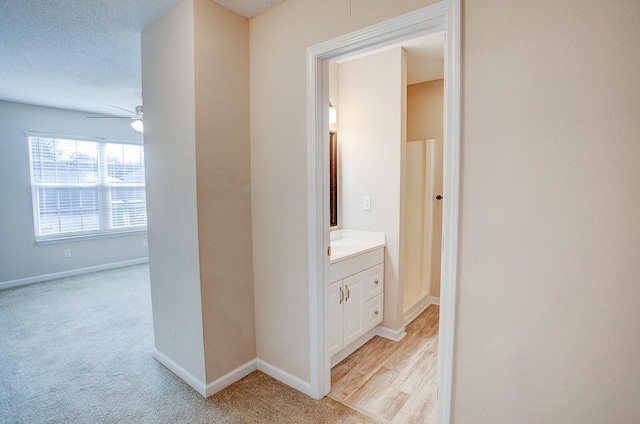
[403,295,432,327]
[375,325,407,342]
[0,258,149,291]
[257,358,313,397]
[205,359,257,397]
[154,348,258,398]
[153,348,207,397]
[331,328,377,367]
[431,296,440,305]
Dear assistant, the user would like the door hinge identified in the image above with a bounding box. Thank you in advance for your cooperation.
[327,245,331,256]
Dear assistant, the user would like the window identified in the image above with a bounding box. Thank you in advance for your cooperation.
[28,136,147,243]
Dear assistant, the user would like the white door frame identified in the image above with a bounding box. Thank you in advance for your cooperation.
[306,1,460,422]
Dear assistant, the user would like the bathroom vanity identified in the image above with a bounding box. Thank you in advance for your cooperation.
[328,230,385,367]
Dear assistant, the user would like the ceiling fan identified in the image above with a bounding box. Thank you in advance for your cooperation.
[87,105,144,133]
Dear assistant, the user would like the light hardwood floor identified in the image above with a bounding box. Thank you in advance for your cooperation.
[329,305,439,424]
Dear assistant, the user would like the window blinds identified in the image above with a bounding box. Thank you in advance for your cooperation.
[28,136,147,242]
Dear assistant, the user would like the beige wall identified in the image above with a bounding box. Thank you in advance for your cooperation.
[142,0,255,387]
[407,80,443,298]
[250,0,438,385]
[142,0,205,382]
[338,48,407,331]
[251,0,640,420]
[455,1,640,422]
[193,0,256,383]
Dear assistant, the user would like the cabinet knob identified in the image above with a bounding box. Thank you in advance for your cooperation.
[374,310,379,315]
[374,279,379,285]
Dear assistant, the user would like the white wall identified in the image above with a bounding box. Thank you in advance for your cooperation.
[338,48,407,331]
[0,100,147,287]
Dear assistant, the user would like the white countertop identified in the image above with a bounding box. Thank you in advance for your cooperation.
[330,229,386,264]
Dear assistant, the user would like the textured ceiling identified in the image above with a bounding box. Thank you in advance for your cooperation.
[0,0,286,116]
[213,0,285,18]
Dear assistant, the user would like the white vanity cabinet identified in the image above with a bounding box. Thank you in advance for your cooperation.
[328,252,384,365]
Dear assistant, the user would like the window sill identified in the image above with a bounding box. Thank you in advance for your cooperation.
[35,228,148,245]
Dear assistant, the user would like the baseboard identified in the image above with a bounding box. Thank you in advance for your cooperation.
[403,295,432,327]
[154,349,258,398]
[153,348,207,397]
[0,258,149,291]
[256,358,313,397]
[431,296,440,305]
[330,328,377,367]
[375,325,407,342]
[205,359,257,397]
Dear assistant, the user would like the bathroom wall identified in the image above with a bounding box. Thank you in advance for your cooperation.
[338,48,407,331]
[406,79,443,297]
[329,62,340,134]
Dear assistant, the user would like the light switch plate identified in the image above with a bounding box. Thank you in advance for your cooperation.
[363,196,371,211]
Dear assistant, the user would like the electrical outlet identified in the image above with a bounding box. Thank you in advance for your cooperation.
[363,196,371,211]
[143,238,148,247]
[64,249,71,258]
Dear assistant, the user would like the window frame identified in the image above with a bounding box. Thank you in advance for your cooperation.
[27,133,148,244]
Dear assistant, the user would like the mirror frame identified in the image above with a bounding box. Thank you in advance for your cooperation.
[329,131,338,227]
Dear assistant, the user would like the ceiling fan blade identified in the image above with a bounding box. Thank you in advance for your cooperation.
[108,104,137,115]
[86,116,133,119]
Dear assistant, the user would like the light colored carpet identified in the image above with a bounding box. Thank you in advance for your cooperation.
[0,264,378,423]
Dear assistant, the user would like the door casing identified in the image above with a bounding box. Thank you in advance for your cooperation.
[305,1,461,422]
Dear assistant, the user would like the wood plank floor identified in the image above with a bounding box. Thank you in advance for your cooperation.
[329,305,439,424]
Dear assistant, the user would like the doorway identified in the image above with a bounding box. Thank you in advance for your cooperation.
[324,28,446,423]
[306,1,460,423]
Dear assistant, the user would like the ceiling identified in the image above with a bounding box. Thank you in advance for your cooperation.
[336,31,445,85]
[0,0,286,117]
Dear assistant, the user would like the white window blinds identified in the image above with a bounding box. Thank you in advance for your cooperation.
[28,136,147,242]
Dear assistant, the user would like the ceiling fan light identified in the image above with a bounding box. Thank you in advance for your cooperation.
[131,119,144,133]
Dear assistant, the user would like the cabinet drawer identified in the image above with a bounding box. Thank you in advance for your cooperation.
[365,293,383,330]
[330,247,384,282]
[363,263,384,300]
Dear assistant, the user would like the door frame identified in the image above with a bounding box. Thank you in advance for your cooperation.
[306,1,461,422]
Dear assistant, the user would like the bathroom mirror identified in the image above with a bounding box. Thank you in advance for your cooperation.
[330,131,338,227]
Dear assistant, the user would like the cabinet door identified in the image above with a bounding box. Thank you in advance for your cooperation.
[343,272,366,346]
[328,280,344,356]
